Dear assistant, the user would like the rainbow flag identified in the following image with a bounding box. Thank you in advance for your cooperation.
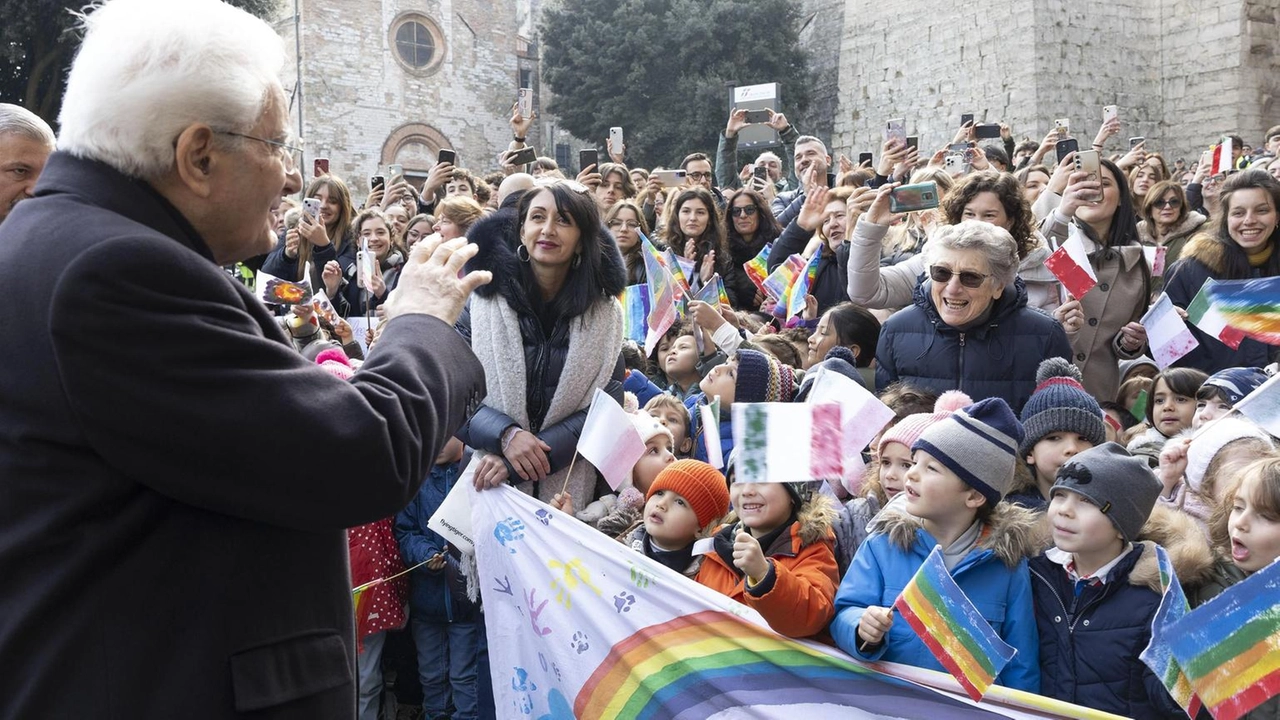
[762,253,805,302]
[894,546,1018,702]
[1206,276,1280,345]
[786,251,821,319]
[1187,278,1245,350]
[620,284,650,345]
[663,249,694,299]
[640,234,678,356]
[731,402,844,483]
[1160,554,1280,720]
[743,242,773,293]
[693,273,731,309]
[1139,545,1203,718]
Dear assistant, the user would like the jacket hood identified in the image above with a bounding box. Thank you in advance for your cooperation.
[1178,231,1229,275]
[912,275,1030,335]
[877,501,1044,569]
[1129,504,1217,593]
[464,207,628,310]
[718,492,838,550]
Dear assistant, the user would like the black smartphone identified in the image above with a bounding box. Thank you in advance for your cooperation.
[974,123,1002,140]
[579,149,598,172]
[743,109,771,124]
[753,165,768,179]
[370,175,385,191]
[826,172,836,189]
[437,149,456,166]
[508,147,538,165]
[961,113,974,128]
[905,136,919,151]
[858,152,874,166]
[1055,138,1079,164]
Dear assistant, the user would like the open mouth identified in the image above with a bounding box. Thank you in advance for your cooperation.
[1232,538,1250,562]
[941,298,969,312]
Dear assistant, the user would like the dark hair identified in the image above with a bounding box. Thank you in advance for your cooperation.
[1144,367,1209,428]
[680,152,711,171]
[1083,158,1141,248]
[877,382,939,420]
[824,302,881,367]
[724,188,782,248]
[597,162,638,198]
[838,168,874,187]
[514,182,611,319]
[1140,180,1189,228]
[941,170,1037,260]
[1099,400,1139,430]
[1014,139,1038,156]
[663,186,728,274]
[604,200,650,285]
[1014,164,1051,186]
[1196,383,1233,405]
[982,144,1010,169]
[753,334,804,369]
[1211,170,1280,279]
[620,339,647,375]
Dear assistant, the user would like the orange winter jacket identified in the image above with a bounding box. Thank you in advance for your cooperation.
[695,494,839,640]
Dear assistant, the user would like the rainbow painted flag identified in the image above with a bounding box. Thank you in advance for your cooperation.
[1159,554,1280,720]
[761,253,805,302]
[620,284,650,345]
[660,249,692,301]
[786,250,821,319]
[1186,278,1245,350]
[732,402,843,483]
[743,242,773,293]
[1139,545,1203,718]
[693,273,731,309]
[894,546,1018,702]
[640,234,678,356]
[1206,276,1280,345]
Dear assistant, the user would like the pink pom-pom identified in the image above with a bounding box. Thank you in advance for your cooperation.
[622,391,639,414]
[314,347,352,368]
[617,486,645,510]
[934,390,974,414]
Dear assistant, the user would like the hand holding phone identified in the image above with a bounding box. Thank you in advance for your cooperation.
[579,149,598,173]
[743,109,771,125]
[506,147,538,166]
[884,118,906,145]
[961,113,974,128]
[1055,138,1079,165]
[651,169,687,187]
[1054,118,1070,138]
[436,149,456,167]
[517,88,533,118]
[1102,105,1118,124]
[889,182,939,213]
[303,197,322,219]
[388,163,404,185]
[313,158,329,178]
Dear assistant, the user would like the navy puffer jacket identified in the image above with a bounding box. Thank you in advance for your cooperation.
[874,277,1072,413]
[393,461,479,623]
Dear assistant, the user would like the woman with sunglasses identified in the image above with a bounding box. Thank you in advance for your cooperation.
[875,221,1072,412]
[458,179,629,514]
[1137,180,1205,267]
[724,188,782,308]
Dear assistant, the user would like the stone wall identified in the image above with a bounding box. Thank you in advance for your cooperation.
[793,0,846,147]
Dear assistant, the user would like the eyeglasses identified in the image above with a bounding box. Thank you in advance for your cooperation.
[607,219,642,229]
[686,171,712,181]
[1152,198,1181,209]
[929,265,991,288]
[217,131,303,169]
[729,205,758,217]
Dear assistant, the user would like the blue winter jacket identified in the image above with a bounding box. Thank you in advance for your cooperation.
[393,461,479,623]
[1029,543,1183,719]
[875,276,1072,414]
[684,392,734,465]
[830,505,1041,693]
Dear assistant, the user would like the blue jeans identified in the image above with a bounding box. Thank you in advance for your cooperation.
[356,631,386,720]
[412,617,485,720]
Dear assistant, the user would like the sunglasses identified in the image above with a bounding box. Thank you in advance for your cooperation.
[1152,198,1180,209]
[929,265,991,289]
[729,205,758,217]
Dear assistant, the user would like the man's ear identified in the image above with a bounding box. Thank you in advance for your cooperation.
[171,124,219,198]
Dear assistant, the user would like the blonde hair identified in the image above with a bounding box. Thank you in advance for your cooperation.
[1210,454,1280,553]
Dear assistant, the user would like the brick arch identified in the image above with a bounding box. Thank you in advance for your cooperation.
[381,122,453,175]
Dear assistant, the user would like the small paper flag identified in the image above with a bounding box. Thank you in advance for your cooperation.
[803,365,895,488]
[1205,276,1280,345]
[1130,389,1149,422]
[640,234,678,356]
[743,243,773,293]
[894,546,1018,702]
[1143,246,1168,277]
[762,254,806,302]
[786,251,821,319]
[255,268,313,306]
[731,402,843,483]
[1043,233,1097,299]
[1141,294,1199,369]
[1216,138,1234,174]
[1139,545,1203,719]
[693,273,731,309]
[577,388,647,490]
[663,249,692,300]
[699,398,724,469]
[1186,278,1245,350]
[620,284,651,345]
[1234,372,1280,439]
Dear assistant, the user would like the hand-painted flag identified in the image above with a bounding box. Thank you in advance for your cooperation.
[743,243,773,293]
[1044,233,1097,299]
[786,251,822,319]
[1186,278,1245,350]
[1130,389,1149,422]
[895,546,1018,702]
[1160,554,1280,720]
[577,388,648,490]
[803,365,896,488]
[311,283,338,323]
[663,249,692,299]
[640,234,678,356]
[699,397,724,469]
[620,285,651,345]
[762,254,806,302]
[1141,294,1199,369]
[1143,246,1168,277]
[256,268,313,306]
[1234,372,1280,439]
[1139,545,1203,718]
[1205,276,1280,345]
[470,481,1101,719]
[732,402,843,483]
[693,273,731,309]
[1216,138,1234,174]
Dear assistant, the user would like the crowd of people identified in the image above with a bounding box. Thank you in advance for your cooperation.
[3,0,1280,719]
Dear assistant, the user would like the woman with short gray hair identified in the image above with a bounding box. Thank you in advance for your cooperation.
[875,220,1072,412]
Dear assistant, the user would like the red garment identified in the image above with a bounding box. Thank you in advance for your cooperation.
[348,518,407,640]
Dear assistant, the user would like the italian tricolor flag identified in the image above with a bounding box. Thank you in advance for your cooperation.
[1187,278,1245,350]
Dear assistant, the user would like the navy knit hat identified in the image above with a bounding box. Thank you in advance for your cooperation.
[1018,358,1107,457]
[1202,366,1268,405]
[913,397,1025,508]
[794,346,865,401]
[734,348,798,404]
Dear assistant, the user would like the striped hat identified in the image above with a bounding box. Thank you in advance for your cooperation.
[912,397,1025,508]
[878,390,974,457]
[733,349,798,404]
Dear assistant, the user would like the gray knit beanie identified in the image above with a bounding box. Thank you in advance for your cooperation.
[913,397,1025,508]
[1052,442,1160,542]
[1018,358,1108,457]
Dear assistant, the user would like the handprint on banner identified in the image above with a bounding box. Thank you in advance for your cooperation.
[525,588,552,637]
[494,517,527,554]
[547,558,603,609]
[629,563,655,589]
[511,667,537,692]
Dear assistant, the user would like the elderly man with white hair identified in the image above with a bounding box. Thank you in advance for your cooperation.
[0,1,491,718]
[0,103,55,224]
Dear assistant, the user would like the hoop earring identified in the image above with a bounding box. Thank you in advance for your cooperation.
[572,253,582,269]
[517,244,531,263]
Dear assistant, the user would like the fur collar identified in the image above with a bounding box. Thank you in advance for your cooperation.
[876,502,1044,569]
[1129,504,1217,592]
[1178,231,1229,275]
[718,493,839,550]
[464,208,627,315]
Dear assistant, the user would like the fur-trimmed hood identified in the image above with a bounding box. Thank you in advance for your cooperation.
[463,207,627,315]
[718,492,839,550]
[1178,231,1229,275]
[876,501,1044,569]
[1128,503,1217,593]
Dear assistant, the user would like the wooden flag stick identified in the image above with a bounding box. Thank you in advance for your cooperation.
[559,450,580,498]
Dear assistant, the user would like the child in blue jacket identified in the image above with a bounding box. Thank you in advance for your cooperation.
[830,398,1041,693]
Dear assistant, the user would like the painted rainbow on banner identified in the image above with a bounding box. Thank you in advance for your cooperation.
[894,547,1017,702]
[1206,276,1280,345]
[573,609,1010,720]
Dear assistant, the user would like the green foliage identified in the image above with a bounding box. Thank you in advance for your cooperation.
[540,0,813,168]
[1,0,280,126]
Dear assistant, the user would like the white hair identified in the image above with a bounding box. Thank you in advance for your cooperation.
[923,220,1019,288]
[58,0,286,180]
[0,104,56,148]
